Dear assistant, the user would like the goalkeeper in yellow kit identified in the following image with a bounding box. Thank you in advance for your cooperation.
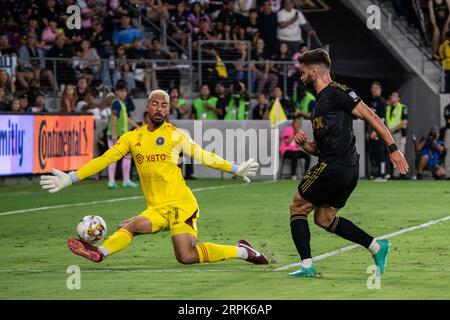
[40,90,268,265]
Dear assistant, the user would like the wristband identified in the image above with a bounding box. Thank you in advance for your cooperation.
[68,171,80,183]
[388,143,398,153]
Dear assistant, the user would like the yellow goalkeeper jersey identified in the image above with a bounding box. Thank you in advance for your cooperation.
[75,122,233,207]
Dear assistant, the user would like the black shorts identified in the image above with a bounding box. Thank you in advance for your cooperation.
[298,161,359,209]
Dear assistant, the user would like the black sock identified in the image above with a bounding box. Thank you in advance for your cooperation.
[327,216,374,248]
[290,215,312,260]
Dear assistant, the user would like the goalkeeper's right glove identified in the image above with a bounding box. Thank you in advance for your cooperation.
[40,168,77,193]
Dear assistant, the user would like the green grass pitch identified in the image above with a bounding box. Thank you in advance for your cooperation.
[0,178,449,299]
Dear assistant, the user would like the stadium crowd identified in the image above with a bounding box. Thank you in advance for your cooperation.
[0,0,318,114]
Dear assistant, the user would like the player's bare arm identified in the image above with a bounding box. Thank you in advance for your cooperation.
[351,101,409,174]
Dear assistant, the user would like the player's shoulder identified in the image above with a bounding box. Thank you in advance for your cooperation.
[330,81,353,92]
[164,122,191,140]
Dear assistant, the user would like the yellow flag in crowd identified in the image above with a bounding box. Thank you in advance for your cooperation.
[215,56,228,78]
[269,98,287,127]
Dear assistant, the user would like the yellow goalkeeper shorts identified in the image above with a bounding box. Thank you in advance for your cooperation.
[138,201,199,238]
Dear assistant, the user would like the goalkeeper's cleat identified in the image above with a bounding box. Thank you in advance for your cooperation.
[67,238,104,263]
[108,181,118,189]
[122,180,138,188]
[237,239,269,265]
[372,239,391,275]
[288,264,317,278]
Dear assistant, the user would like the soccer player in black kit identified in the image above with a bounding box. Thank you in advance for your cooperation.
[288,49,409,277]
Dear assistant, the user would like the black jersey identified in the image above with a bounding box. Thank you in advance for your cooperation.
[311,82,361,166]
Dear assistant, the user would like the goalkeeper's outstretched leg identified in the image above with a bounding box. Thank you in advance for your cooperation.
[67,215,268,265]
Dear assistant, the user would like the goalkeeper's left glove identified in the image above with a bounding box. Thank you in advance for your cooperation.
[40,168,75,193]
[232,158,259,183]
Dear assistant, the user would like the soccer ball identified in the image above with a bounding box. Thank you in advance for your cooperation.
[76,215,107,244]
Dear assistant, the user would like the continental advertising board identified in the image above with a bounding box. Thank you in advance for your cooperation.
[0,114,94,176]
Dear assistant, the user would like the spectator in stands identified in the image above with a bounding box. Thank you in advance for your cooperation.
[80,0,97,29]
[214,82,229,120]
[79,39,102,84]
[429,0,450,58]
[192,84,218,120]
[259,0,282,13]
[270,86,295,119]
[18,32,47,84]
[18,93,29,112]
[0,69,16,96]
[252,38,278,97]
[293,85,315,119]
[169,2,191,50]
[26,78,43,107]
[24,16,40,39]
[28,94,47,113]
[0,87,10,111]
[59,84,78,112]
[387,91,409,178]
[232,41,251,84]
[46,34,76,89]
[216,0,241,32]
[168,96,181,120]
[287,43,309,97]
[143,0,170,28]
[439,30,450,92]
[41,20,61,53]
[76,76,93,102]
[244,9,260,45]
[73,45,94,85]
[41,0,61,27]
[202,0,222,18]
[169,87,190,119]
[111,44,136,93]
[280,115,311,180]
[188,2,210,35]
[112,13,144,46]
[10,98,22,113]
[252,93,269,120]
[269,42,292,90]
[416,126,447,179]
[257,0,278,56]
[149,37,181,91]
[277,0,315,54]
[127,36,155,94]
[235,0,253,17]
[90,19,111,59]
[224,80,250,120]
[441,103,450,177]
[78,90,109,120]
[0,33,18,56]
[106,82,139,189]
[367,81,387,179]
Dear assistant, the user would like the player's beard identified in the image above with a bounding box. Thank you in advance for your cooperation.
[150,114,165,127]
[302,73,314,86]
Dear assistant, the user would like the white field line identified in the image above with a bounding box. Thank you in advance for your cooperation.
[0,213,449,274]
[274,214,450,271]
[0,180,276,217]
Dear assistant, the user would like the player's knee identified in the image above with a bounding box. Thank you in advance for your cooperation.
[314,213,333,229]
[175,251,196,265]
[290,203,314,216]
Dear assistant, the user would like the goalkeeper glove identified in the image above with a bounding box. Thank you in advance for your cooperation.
[40,168,76,193]
[232,158,259,183]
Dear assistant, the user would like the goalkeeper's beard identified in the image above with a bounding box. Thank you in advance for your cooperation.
[150,115,165,127]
